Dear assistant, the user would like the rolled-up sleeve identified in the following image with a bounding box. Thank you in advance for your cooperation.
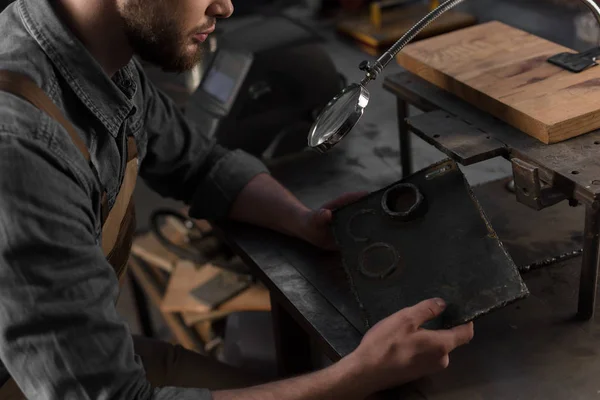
[134,61,269,220]
[0,135,211,400]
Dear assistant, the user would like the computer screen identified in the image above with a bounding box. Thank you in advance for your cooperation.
[200,49,252,110]
[203,68,236,104]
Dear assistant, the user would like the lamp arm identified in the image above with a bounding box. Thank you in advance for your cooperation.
[358,0,600,86]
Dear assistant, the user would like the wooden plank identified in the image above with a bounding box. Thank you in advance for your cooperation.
[397,21,600,144]
[128,257,206,353]
[131,233,179,273]
[180,285,272,326]
[336,3,476,54]
[161,261,222,314]
[130,217,212,273]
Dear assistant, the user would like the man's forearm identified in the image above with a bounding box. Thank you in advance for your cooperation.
[212,354,373,400]
[228,173,310,239]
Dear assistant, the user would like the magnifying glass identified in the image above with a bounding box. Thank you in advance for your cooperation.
[308,0,600,153]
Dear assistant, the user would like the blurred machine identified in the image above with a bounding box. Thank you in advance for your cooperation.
[185,14,346,159]
[335,0,476,55]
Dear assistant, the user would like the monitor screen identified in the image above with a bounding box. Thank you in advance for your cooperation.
[200,49,252,109]
[203,68,236,104]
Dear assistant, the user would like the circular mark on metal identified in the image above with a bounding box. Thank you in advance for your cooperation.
[381,183,425,221]
[359,243,399,279]
[347,209,376,242]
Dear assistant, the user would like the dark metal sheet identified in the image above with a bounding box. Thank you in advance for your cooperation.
[190,271,251,309]
[407,110,508,165]
[332,159,529,330]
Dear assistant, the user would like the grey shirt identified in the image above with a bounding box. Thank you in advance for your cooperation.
[0,0,269,398]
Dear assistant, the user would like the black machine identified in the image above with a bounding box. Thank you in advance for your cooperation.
[185,15,346,159]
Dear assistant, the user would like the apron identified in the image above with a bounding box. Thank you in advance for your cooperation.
[0,71,139,399]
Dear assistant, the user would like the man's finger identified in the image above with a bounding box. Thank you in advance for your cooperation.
[404,298,447,327]
[434,322,475,352]
[310,208,333,227]
[449,322,475,347]
[321,191,369,210]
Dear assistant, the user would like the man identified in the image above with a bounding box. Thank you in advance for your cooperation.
[0,0,474,399]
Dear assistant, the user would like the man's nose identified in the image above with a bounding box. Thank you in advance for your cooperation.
[208,0,234,18]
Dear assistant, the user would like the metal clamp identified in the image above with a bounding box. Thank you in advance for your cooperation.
[547,47,600,73]
[511,158,567,211]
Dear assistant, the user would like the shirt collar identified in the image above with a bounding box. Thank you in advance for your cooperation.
[18,0,135,137]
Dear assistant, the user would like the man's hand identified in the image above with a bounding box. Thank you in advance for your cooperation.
[297,191,368,250]
[228,173,368,249]
[229,174,368,249]
[213,298,474,400]
[347,298,475,393]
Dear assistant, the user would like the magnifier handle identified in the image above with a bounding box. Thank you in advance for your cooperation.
[360,0,467,84]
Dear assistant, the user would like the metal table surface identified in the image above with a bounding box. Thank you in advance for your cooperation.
[215,138,600,399]
[383,71,600,321]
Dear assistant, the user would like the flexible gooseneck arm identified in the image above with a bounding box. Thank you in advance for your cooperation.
[358,0,600,86]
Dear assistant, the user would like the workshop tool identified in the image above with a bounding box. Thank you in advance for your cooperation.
[186,14,345,160]
[161,261,255,314]
[336,0,475,56]
[331,159,528,330]
[190,270,253,310]
[149,208,249,274]
[308,0,600,152]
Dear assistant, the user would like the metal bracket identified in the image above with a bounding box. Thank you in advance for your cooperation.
[511,158,567,210]
[547,47,600,73]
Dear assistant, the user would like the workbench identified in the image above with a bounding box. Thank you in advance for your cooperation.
[213,87,600,397]
[384,70,600,320]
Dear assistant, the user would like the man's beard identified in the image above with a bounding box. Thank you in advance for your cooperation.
[118,0,204,73]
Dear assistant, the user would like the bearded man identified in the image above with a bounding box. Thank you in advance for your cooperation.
[0,1,473,399]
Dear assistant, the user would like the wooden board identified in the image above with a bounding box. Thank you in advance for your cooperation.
[181,285,271,326]
[161,261,222,314]
[396,21,600,144]
[161,260,271,316]
[130,217,212,273]
[336,4,476,55]
[131,233,179,272]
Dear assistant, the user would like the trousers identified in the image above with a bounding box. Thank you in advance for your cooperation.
[132,335,264,390]
[0,335,263,399]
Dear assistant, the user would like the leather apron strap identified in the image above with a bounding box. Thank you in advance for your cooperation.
[0,70,138,271]
[0,72,91,159]
[104,136,139,281]
[0,71,139,398]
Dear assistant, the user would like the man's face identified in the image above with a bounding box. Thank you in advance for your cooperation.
[117,0,233,72]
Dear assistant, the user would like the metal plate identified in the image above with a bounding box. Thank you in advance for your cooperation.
[190,271,252,309]
[407,110,507,165]
[547,49,600,73]
[332,159,529,330]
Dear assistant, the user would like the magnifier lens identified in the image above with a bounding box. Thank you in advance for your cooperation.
[316,88,361,142]
[308,83,369,152]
